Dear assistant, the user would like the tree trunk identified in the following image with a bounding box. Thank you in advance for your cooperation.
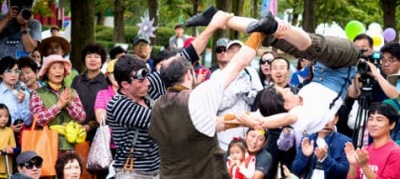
[191,0,200,37]
[230,0,244,40]
[213,0,232,66]
[380,0,397,29]
[302,0,316,33]
[148,0,158,44]
[96,11,105,25]
[71,0,95,72]
[113,0,126,43]
[252,0,258,18]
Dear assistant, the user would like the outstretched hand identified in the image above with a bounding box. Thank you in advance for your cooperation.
[209,11,234,30]
[235,112,263,129]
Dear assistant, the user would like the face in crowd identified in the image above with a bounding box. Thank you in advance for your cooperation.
[270,58,290,87]
[260,53,274,76]
[245,129,267,154]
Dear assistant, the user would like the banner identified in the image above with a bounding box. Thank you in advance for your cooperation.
[261,0,277,16]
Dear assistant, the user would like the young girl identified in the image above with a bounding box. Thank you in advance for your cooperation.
[227,138,256,179]
[0,104,16,178]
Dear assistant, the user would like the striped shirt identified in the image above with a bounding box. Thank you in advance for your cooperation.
[107,92,159,171]
[106,72,165,171]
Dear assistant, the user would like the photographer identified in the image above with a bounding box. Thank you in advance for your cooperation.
[348,36,399,102]
[0,0,41,58]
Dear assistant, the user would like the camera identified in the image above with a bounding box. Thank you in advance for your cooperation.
[17,7,32,21]
[357,50,381,75]
[357,50,381,91]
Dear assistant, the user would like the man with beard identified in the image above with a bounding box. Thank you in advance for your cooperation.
[148,11,265,178]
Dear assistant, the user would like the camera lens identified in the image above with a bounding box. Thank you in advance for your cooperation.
[20,8,32,20]
[357,61,370,74]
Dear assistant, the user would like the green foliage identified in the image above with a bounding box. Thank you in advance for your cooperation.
[95,25,175,47]
[96,27,113,42]
[95,25,110,33]
[31,0,54,17]
[156,27,175,46]
[278,0,383,29]
[124,26,139,44]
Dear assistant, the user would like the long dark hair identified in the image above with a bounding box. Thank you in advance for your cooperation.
[258,51,276,87]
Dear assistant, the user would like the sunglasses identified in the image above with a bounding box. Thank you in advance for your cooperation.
[215,47,227,53]
[20,161,42,169]
[129,68,149,82]
[260,58,272,65]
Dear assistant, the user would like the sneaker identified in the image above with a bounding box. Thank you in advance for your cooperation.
[246,11,278,35]
[184,5,217,27]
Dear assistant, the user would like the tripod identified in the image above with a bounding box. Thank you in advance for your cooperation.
[352,85,373,148]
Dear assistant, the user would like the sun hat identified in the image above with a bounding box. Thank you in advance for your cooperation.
[38,36,71,56]
[38,54,71,80]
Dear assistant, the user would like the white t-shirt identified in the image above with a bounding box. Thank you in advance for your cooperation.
[289,82,343,134]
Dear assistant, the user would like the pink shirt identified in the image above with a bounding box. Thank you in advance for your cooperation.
[357,140,400,178]
[95,85,116,110]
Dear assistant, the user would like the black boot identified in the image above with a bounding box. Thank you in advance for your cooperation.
[184,6,217,27]
[246,11,278,35]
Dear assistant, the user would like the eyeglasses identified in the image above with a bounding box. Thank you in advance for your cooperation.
[4,69,21,74]
[260,58,272,65]
[20,161,42,169]
[215,47,226,54]
[381,57,398,64]
[129,68,149,82]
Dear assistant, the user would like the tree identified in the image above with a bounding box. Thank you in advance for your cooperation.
[380,0,398,29]
[148,0,159,44]
[302,0,316,32]
[71,0,95,72]
[113,0,125,42]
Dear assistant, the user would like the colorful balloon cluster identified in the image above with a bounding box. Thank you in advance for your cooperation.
[345,20,397,50]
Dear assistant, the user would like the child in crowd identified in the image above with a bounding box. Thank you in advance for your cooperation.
[226,138,256,179]
[0,104,16,178]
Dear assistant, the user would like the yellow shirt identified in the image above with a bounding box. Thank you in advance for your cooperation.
[0,127,16,176]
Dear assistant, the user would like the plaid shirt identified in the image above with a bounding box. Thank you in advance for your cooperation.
[29,89,86,126]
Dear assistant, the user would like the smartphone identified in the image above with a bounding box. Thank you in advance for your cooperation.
[13,119,24,125]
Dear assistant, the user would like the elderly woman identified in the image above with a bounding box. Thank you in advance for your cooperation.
[29,54,86,152]
[55,152,82,179]
[17,56,45,93]
[71,44,108,141]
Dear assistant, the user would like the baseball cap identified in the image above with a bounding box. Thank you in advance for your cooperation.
[227,40,244,49]
[133,34,151,45]
[216,38,229,48]
[16,151,43,165]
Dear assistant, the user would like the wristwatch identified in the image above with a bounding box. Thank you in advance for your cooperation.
[21,29,30,35]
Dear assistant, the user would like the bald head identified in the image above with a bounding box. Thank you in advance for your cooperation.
[160,56,194,88]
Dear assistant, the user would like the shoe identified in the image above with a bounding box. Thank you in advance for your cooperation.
[246,11,278,35]
[184,5,217,27]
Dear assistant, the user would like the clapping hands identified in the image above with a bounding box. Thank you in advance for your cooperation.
[344,142,369,167]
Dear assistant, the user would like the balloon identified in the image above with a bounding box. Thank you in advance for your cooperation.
[372,35,383,47]
[345,20,366,41]
[368,23,382,35]
[383,28,396,42]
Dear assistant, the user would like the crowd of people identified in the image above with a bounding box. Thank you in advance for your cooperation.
[0,1,400,179]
